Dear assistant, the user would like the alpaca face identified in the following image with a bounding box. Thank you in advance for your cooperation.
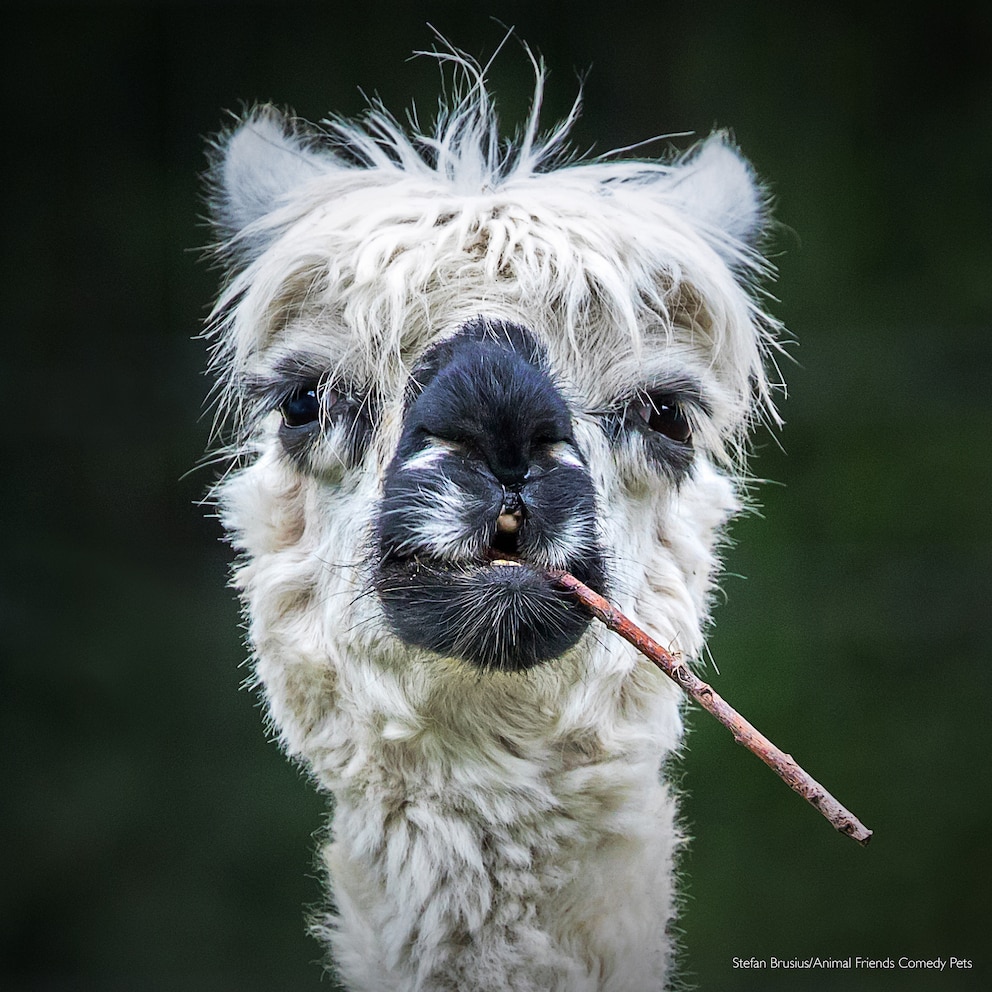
[206,90,777,720]
[205,62,780,990]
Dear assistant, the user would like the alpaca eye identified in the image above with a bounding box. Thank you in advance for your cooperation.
[273,377,375,471]
[280,386,320,428]
[633,394,692,444]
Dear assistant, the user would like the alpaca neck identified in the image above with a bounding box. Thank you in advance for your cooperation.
[320,697,680,992]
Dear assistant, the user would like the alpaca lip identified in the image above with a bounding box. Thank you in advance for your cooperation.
[372,547,601,671]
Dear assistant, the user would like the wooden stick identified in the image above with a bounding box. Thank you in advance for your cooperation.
[545,565,873,847]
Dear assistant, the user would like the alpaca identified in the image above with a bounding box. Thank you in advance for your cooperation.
[204,52,780,992]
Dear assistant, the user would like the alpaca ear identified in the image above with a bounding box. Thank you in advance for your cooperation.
[209,107,327,247]
[667,133,767,254]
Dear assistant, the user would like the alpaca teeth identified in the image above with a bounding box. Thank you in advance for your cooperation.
[491,559,521,567]
[496,512,522,534]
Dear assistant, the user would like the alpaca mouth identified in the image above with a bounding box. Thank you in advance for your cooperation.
[372,542,605,672]
[489,518,523,558]
[372,440,608,671]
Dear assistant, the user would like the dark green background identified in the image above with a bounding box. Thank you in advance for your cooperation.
[4,2,990,990]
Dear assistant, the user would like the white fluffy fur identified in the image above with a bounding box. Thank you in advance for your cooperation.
[206,51,781,992]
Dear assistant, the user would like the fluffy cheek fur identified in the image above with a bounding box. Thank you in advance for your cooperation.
[220,424,736,768]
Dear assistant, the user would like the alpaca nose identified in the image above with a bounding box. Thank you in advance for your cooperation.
[483,443,532,491]
[481,420,557,491]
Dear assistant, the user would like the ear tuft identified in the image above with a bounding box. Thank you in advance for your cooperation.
[668,133,767,251]
[208,107,326,245]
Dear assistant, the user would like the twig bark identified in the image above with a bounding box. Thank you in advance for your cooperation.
[544,564,873,846]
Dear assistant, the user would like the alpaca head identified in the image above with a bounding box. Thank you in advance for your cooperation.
[204,53,779,989]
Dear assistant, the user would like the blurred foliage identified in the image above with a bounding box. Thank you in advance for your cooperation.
[3,2,990,990]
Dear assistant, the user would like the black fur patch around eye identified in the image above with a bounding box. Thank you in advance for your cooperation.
[244,355,376,471]
[601,378,709,485]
